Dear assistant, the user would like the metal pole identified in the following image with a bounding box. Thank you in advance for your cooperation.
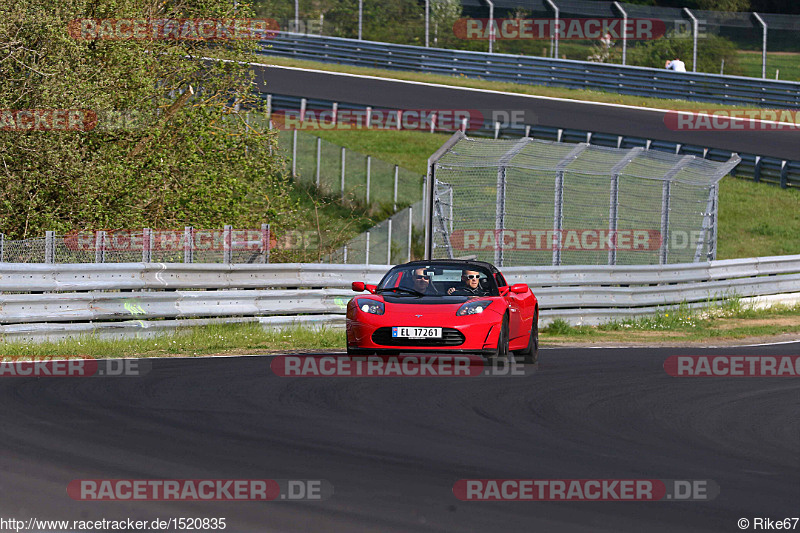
[486,0,494,54]
[341,146,346,200]
[0,233,4,262]
[292,129,297,177]
[753,12,767,79]
[387,219,393,264]
[294,0,299,30]
[407,206,413,262]
[683,8,698,72]
[142,228,151,263]
[366,156,371,205]
[393,165,399,212]
[316,137,321,187]
[45,231,55,264]
[552,144,588,266]
[343,244,348,264]
[607,147,641,265]
[613,1,627,65]
[660,155,693,265]
[358,0,363,40]
[223,225,232,264]
[425,0,430,48]
[184,226,194,264]
[365,230,370,264]
[545,0,559,59]
[95,230,106,264]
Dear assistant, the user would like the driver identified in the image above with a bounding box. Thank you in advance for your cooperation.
[447,269,487,296]
[411,267,437,294]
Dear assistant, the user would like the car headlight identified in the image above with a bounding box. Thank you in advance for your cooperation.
[357,298,385,315]
[456,300,491,316]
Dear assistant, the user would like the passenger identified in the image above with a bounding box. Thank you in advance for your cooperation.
[447,269,487,296]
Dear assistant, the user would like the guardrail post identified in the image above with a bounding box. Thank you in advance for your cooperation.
[261,223,271,264]
[387,219,393,264]
[407,206,413,262]
[45,231,55,264]
[366,107,372,128]
[95,230,106,264]
[184,226,194,264]
[340,146,346,200]
[366,156,371,205]
[223,225,233,264]
[393,165,399,212]
[265,94,272,121]
[315,137,322,187]
[300,97,307,122]
[494,121,500,139]
[142,228,151,263]
[430,112,437,134]
[332,102,338,124]
[780,160,788,188]
[365,230,370,264]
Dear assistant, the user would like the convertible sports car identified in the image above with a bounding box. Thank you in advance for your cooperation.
[346,260,539,362]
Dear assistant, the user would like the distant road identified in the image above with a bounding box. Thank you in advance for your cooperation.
[252,64,800,160]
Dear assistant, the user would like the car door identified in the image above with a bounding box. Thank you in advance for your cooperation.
[495,272,522,340]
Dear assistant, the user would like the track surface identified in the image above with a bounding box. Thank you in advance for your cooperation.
[0,345,798,532]
[254,65,800,160]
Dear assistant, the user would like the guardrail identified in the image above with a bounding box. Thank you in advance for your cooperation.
[259,34,800,109]
[2,257,800,343]
[263,93,799,188]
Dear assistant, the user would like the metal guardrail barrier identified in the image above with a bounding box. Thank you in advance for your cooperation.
[258,34,800,108]
[263,93,799,189]
[1,257,799,342]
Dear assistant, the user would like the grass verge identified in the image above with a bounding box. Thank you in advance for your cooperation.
[542,299,800,344]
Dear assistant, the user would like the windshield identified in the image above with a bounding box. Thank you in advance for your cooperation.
[377,263,499,297]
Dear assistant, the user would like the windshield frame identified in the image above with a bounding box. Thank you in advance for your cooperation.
[377,262,500,298]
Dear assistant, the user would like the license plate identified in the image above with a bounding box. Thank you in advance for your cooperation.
[392,327,442,339]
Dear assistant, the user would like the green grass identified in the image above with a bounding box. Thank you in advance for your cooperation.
[737,51,800,82]
[0,323,345,359]
[542,298,800,343]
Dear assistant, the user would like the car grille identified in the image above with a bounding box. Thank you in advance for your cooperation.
[372,327,465,347]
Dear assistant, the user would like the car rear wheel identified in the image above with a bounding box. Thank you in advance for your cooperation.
[513,310,539,364]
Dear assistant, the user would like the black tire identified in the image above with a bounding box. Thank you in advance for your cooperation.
[514,310,539,364]
[488,315,510,362]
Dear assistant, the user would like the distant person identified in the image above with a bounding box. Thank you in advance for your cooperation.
[665,57,686,72]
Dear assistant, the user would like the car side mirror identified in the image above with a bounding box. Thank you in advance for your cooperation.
[352,282,365,292]
[365,284,377,294]
[510,283,529,294]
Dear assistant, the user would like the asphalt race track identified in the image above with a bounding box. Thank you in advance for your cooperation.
[0,345,798,532]
[253,65,800,160]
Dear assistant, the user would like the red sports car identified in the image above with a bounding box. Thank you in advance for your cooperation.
[346,260,539,362]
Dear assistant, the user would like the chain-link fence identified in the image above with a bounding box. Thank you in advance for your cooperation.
[275,129,424,210]
[254,0,800,79]
[428,134,741,267]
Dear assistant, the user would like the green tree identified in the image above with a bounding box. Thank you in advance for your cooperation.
[627,30,742,75]
[0,0,298,239]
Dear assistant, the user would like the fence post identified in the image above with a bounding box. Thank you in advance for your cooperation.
[341,146,346,200]
[184,226,194,264]
[407,206,413,262]
[343,244,348,264]
[223,225,233,264]
[366,106,372,128]
[0,233,4,262]
[300,97,307,122]
[494,121,500,139]
[613,2,628,65]
[142,228,151,263]
[393,165,399,212]
[332,102,338,124]
[660,182,671,264]
[365,230,370,264]
[45,231,55,264]
[95,230,106,263]
[262,223,270,264]
[683,8,698,72]
[292,129,298,178]
[366,156,371,205]
[316,137,322,187]
[265,94,272,120]
[753,12,767,79]
[387,218,393,265]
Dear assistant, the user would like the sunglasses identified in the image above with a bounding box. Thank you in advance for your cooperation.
[463,275,480,280]
[415,275,430,280]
